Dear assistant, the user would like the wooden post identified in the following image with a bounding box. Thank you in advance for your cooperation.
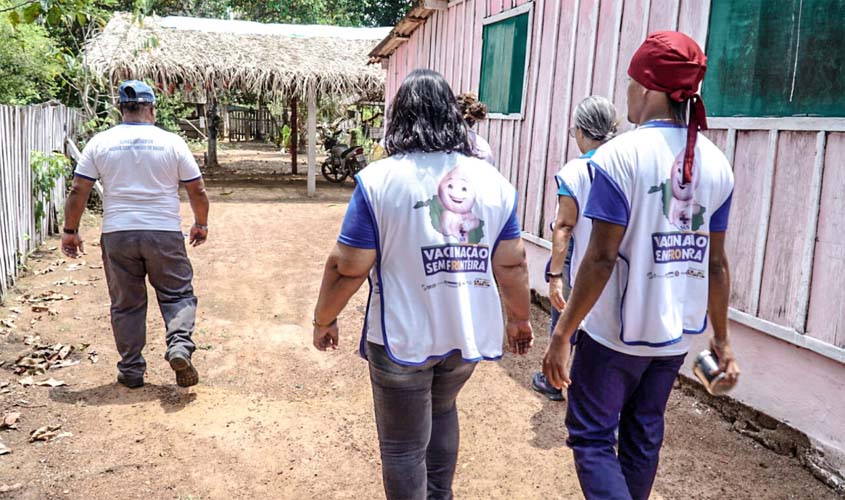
[290,96,298,175]
[207,98,220,168]
[307,84,317,197]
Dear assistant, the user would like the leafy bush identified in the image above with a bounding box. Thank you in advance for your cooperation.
[30,151,71,232]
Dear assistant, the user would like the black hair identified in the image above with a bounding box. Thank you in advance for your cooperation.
[384,69,473,157]
[119,102,154,114]
[670,99,688,123]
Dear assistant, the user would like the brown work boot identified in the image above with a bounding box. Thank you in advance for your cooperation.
[169,354,199,388]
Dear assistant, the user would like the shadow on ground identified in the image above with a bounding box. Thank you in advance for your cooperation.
[49,383,197,413]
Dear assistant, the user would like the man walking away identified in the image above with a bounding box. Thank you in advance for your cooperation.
[62,80,210,389]
[543,32,740,500]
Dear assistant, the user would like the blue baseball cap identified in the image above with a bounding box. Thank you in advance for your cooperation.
[118,80,156,104]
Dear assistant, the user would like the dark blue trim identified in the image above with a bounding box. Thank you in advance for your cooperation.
[557,179,580,220]
[616,252,684,348]
[638,120,686,129]
[683,315,708,334]
[120,122,155,126]
[710,190,733,232]
[73,172,97,182]
[584,162,630,227]
[493,191,521,256]
[567,235,576,289]
[359,276,374,359]
[180,175,202,183]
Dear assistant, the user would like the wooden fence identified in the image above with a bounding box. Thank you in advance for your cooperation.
[0,103,81,301]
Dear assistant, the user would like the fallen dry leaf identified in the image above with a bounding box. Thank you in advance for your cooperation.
[18,377,34,387]
[23,335,41,346]
[9,308,21,315]
[65,263,85,272]
[0,319,15,329]
[0,412,20,430]
[88,264,103,269]
[0,442,10,456]
[0,483,22,493]
[88,351,99,364]
[29,424,64,442]
[0,381,8,389]
[31,305,51,314]
[35,378,67,388]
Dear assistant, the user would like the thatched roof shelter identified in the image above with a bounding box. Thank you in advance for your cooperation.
[85,13,390,100]
[84,13,390,195]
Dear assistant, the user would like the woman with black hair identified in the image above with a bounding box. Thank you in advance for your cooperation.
[312,69,533,500]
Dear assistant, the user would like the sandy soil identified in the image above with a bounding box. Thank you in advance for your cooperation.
[0,172,840,499]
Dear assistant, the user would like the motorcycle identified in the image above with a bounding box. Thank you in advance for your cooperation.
[320,126,367,184]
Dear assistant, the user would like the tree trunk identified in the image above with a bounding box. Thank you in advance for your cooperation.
[207,98,219,168]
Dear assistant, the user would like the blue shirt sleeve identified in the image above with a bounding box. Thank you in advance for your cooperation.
[557,178,574,197]
[497,194,522,241]
[710,191,733,232]
[584,165,630,227]
[338,185,377,249]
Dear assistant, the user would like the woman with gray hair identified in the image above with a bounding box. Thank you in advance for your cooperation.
[533,95,619,401]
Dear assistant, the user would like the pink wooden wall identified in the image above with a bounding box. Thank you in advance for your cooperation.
[382,0,845,351]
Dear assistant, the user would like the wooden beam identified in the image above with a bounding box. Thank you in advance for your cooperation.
[749,129,778,316]
[794,131,826,333]
[307,84,317,197]
[708,117,845,132]
[422,0,448,10]
[290,96,298,176]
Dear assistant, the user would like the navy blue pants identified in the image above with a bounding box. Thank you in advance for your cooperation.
[565,332,685,500]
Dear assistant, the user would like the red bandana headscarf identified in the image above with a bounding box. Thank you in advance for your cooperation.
[628,31,708,185]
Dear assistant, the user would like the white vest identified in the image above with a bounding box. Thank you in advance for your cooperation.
[583,124,734,357]
[553,153,595,288]
[356,152,518,364]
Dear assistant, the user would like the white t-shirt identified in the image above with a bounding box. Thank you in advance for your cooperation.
[582,122,734,357]
[340,152,520,364]
[553,152,595,288]
[470,130,496,166]
[75,123,202,234]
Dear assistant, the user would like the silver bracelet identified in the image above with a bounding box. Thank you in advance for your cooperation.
[193,223,209,231]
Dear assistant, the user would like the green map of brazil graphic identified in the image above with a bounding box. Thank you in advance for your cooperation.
[414,196,485,244]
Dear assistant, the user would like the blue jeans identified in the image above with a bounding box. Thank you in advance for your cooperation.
[565,332,686,500]
[366,342,477,500]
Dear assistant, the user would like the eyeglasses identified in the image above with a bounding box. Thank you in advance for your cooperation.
[568,126,578,138]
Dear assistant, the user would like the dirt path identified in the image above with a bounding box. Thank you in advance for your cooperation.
[0,182,838,500]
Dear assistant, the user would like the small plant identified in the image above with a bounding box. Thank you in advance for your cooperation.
[31,151,71,232]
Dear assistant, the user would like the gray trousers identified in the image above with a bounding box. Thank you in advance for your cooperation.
[101,231,197,379]
[366,342,477,500]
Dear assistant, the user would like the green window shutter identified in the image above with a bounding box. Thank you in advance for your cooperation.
[704,0,845,117]
[479,12,530,115]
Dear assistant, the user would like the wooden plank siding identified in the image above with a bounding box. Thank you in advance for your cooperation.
[0,103,80,301]
[380,0,845,362]
[808,133,845,347]
[758,132,818,326]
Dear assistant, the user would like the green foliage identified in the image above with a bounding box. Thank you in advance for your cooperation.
[154,90,193,135]
[30,151,71,232]
[0,6,62,105]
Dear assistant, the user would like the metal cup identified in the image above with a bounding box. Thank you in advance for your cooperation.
[693,350,730,395]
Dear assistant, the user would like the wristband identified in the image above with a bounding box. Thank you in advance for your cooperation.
[546,271,563,279]
[63,228,78,235]
[193,223,209,231]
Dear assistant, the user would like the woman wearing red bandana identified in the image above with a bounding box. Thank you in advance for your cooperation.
[542,31,741,499]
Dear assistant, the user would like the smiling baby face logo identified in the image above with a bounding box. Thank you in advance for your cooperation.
[414,166,486,244]
[648,151,707,231]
